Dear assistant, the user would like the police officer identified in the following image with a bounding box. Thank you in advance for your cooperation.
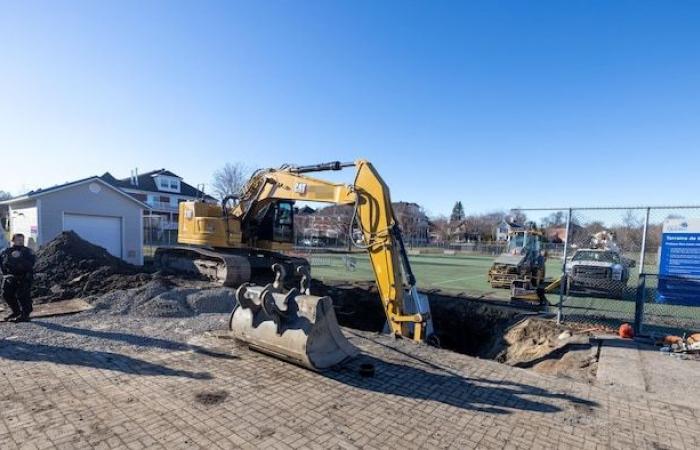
[1,233,36,322]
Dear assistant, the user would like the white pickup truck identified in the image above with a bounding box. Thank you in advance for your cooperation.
[566,248,633,299]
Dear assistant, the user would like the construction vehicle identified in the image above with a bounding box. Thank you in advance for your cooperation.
[566,231,633,299]
[509,230,634,303]
[488,226,546,290]
[155,160,434,370]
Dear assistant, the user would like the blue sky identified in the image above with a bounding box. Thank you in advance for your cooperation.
[1,1,699,216]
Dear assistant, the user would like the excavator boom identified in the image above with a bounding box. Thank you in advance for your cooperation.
[232,160,433,341]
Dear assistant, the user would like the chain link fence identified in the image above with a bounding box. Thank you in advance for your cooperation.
[555,208,644,329]
[143,215,177,257]
[290,205,700,337]
[545,206,700,336]
[638,207,700,335]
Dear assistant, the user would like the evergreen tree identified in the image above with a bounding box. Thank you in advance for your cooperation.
[450,201,465,223]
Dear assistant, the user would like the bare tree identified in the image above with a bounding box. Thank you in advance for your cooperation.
[614,209,644,252]
[211,163,250,201]
[584,220,606,234]
[508,208,527,224]
[429,216,451,242]
[0,191,10,235]
[394,202,429,245]
[541,211,566,228]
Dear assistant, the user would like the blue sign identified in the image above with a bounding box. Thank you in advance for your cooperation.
[657,219,700,305]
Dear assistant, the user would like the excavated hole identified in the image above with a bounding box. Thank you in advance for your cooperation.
[312,280,518,357]
[312,280,600,383]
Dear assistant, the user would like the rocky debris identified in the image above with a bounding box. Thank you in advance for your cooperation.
[87,278,236,318]
[186,288,236,314]
[30,231,199,303]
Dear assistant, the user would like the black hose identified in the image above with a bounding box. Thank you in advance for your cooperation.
[392,224,416,287]
[221,195,238,242]
[290,161,354,174]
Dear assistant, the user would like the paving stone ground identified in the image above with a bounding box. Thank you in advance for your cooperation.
[1,316,699,449]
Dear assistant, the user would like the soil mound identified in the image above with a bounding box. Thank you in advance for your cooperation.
[31,231,152,302]
[487,317,597,381]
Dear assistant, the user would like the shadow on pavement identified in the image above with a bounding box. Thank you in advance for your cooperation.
[329,333,598,414]
[0,339,213,379]
[32,321,239,360]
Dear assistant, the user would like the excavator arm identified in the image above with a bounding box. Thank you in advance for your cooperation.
[230,160,433,342]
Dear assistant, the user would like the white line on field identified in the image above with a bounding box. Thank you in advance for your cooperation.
[433,274,486,286]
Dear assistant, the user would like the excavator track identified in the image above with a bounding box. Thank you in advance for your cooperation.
[154,246,309,287]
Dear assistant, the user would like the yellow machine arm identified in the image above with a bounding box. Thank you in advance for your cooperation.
[230,160,433,342]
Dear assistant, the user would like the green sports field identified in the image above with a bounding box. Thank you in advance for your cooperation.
[302,250,700,334]
[307,252,560,299]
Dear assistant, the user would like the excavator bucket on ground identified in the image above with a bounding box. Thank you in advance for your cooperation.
[229,275,358,370]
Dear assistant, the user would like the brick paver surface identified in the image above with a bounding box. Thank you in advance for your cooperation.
[1,324,699,449]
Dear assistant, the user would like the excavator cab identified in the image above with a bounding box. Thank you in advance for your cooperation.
[246,200,295,250]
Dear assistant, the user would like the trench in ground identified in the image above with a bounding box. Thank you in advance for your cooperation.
[312,280,600,382]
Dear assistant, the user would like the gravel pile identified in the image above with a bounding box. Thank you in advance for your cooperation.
[88,278,236,318]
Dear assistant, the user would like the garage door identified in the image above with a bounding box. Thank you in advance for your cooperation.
[63,214,122,258]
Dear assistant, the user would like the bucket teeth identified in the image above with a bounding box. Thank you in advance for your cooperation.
[235,283,262,313]
[297,266,311,295]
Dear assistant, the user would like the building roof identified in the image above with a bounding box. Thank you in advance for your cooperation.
[0,176,151,209]
[295,205,316,215]
[101,169,217,201]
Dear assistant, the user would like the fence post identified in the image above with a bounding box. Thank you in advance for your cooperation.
[634,207,651,336]
[557,208,573,324]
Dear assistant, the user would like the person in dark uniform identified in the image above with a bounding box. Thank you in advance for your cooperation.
[1,233,36,322]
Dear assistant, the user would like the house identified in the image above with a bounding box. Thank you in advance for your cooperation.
[495,220,522,241]
[393,202,430,245]
[101,169,217,245]
[547,224,584,244]
[294,205,348,246]
[296,202,430,247]
[0,177,149,265]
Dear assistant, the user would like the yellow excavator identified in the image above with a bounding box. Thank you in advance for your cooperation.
[155,160,435,369]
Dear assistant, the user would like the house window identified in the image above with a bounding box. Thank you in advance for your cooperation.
[159,178,169,189]
[170,180,179,190]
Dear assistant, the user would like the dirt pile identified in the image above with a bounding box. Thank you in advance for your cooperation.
[32,231,156,303]
[487,317,598,381]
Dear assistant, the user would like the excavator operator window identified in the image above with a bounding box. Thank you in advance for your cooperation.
[256,201,294,244]
[273,202,294,243]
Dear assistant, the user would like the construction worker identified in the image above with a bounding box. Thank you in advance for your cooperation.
[0,233,36,322]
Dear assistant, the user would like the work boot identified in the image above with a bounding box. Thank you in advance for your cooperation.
[2,312,20,322]
[11,315,30,323]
